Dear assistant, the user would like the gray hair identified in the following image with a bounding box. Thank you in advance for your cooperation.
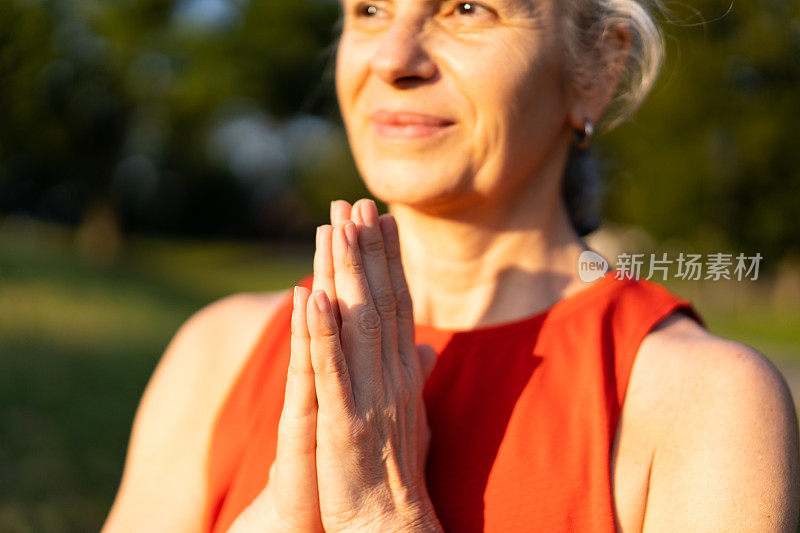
[559,0,671,236]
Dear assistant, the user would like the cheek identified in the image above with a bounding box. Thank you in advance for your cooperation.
[447,34,563,159]
[335,34,382,124]
[334,46,352,118]
[439,33,566,195]
[453,34,561,130]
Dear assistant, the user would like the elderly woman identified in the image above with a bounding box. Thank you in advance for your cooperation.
[103,0,799,531]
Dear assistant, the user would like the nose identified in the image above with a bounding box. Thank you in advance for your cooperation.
[368,15,437,85]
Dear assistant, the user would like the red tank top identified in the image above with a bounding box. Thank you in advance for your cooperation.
[203,271,703,532]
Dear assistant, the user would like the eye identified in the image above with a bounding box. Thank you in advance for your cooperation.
[454,2,492,17]
[353,2,388,19]
[454,2,490,16]
[444,1,497,24]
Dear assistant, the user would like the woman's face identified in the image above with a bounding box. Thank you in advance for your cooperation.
[335,0,571,211]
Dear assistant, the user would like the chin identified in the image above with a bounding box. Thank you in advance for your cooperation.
[355,155,473,208]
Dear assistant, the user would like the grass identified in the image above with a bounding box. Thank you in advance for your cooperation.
[0,219,313,532]
[0,218,797,532]
[662,277,800,363]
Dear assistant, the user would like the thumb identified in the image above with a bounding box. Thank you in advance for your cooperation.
[415,343,438,382]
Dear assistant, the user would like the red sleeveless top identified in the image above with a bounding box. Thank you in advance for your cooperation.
[203,271,703,532]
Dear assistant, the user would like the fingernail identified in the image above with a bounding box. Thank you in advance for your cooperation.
[362,200,378,225]
[314,291,330,313]
[344,222,358,248]
[293,286,300,306]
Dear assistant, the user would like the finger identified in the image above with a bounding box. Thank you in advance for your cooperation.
[332,221,384,407]
[415,399,433,474]
[273,286,319,514]
[351,199,402,388]
[416,343,438,383]
[280,286,317,441]
[307,289,357,423]
[313,225,341,330]
[330,199,352,226]
[408,343,435,478]
[378,213,422,381]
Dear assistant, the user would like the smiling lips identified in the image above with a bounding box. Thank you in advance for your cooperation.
[370,109,456,139]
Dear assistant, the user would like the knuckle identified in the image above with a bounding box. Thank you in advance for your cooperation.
[362,236,385,255]
[384,238,401,260]
[372,287,396,317]
[277,412,316,448]
[354,406,395,446]
[317,317,340,339]
[411,363,425,389]
[321,350,349,380]
[343,256,365,276]
[403,357,424,390]
[347,417,371,445]
[392,384,411,408]
[383,404,400,427]
[394,286,413,319]
[357,306,382,339]
[286,359,311,377]
[403,370,421,394]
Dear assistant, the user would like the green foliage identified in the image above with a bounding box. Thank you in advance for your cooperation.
[600,0,800,262]
[0,0,797,252]
[0,0,345,236]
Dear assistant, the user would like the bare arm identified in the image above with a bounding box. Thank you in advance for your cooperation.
[102,291,288,533]
[637,316,799,532]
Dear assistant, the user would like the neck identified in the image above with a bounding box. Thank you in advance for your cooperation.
[388,147,591,331]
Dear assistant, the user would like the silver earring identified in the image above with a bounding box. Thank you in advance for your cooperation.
[574,116,594,150]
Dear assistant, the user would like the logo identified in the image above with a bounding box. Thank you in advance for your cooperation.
[578,250,609,282]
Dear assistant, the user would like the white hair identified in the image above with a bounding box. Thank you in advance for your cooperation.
[559,0,673,131]
[559,0,677,236]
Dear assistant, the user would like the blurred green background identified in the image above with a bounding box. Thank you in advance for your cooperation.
[1,0,799,531]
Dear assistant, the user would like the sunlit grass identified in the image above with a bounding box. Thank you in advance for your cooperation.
[0,220,314,533]
[662,278,800,362]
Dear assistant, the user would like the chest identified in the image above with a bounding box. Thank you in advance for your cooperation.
[419,342,651,532]
[212,313,660,533]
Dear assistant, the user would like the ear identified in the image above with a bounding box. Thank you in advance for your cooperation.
[568,22,633,131]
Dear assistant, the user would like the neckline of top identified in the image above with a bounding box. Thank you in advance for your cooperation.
[413,271,622,340]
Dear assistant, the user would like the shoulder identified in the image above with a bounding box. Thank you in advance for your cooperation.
[633,312,797,440]
[149,289,291,412]
[146,289,292,440]
[103,289,290,531]
[622,311,800,531]
[169,290,291,378]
